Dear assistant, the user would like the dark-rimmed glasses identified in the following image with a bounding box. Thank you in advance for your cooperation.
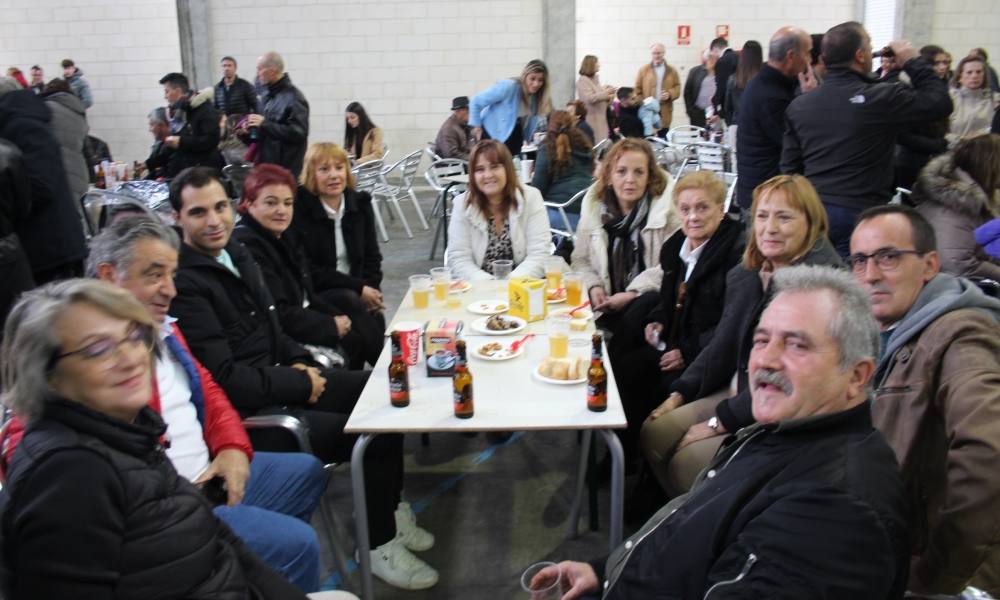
[847,248,924,273]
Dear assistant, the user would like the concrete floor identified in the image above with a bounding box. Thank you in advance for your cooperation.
[315,182,618,599]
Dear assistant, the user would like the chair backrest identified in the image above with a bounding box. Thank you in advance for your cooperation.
[424,158,468,191]
[222,162,253,199]
[395,149,424,187]
[80,190,164,236]
[688,142,733,173]
[425,143,443,163]
[890,187,911,205]
[546,187,587,239]
[352,160,385,194]
[592,138,613,160]
[667,126,706,146]
[380,144,390,161]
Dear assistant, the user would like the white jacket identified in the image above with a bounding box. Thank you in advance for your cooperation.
[446,185,551,281]
[570,173,680,293]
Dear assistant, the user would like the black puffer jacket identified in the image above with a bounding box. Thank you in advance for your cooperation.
[0,138,34,326]
[172,239,315,415]
[598,402,909,599]
[0,89,87,274]
[1,397,305,600]
[645,216,746,365]
[166,89,224,176]
[735,65,797,208]
[258,75,309,178]
[291,186,383,293]
[214,76,259,117]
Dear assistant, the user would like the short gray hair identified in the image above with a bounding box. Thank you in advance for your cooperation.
[0,77,20,97]
[85,216,180,278]
[1,279,154,423]
[771,265,879,370]
[148,106,168,125]
[259,51,284,72]
[769,27,805,62]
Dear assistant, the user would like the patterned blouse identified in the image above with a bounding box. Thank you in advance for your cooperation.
[481,217,514,274]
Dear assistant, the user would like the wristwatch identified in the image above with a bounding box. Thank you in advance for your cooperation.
[707,416,721,432]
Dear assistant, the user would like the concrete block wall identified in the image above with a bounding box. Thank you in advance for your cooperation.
[0,0,182,163]
[575,0,856,127]
[929,0,999,69]
[206,0,545,163]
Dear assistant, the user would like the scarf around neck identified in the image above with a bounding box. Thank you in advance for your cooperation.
[602,195,650,293]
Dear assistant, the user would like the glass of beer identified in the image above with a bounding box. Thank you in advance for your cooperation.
[548,314,571,358]
[430,267,452,302]
[564,272,584,306]
[545,256,564,291]
[409,274,432,309]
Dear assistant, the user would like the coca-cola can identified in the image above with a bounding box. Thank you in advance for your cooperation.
[393,321,422,366]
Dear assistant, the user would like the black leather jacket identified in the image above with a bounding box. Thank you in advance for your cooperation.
[258,74,309,178]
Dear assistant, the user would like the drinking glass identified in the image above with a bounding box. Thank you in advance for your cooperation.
[564,272,584,306]
[430,267,452,302]
[545,257,564,291]
[548,314,571,359]
[520,561,561,600]
[492,259,513,281]
[409,274,432,309]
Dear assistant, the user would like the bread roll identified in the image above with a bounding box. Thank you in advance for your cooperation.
[578,357,590,379]
[551,359,570,380]
[570,318,588,331]
[539,357,555,377]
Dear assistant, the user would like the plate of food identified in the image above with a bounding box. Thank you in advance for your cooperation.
[448,280,472,294]
[549,307,594,332]
[472,341,525,361]
[546,287,567,304]
[533,356,590,384]
[470,314,527,335]
[467,299,509,315]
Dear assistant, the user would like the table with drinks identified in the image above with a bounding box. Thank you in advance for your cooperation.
[345,260,627,600]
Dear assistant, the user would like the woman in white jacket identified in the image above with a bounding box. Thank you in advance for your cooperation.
[446,140,551,281]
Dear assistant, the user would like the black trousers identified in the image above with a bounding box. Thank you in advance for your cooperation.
[319,287,386,369]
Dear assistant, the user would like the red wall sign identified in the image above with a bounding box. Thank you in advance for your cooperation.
[716,24,730,39]
[678,25,691,46]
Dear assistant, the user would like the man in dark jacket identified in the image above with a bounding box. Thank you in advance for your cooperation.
[0,138,34,330]
[0,85,87,283]
[710,37,738,116]
[433,96,471,160]
[735,27,813,209]
[538,265,909,599]
[160,72,224,176]
[168,167,440,591]
[214,56,259,118]
[246,52,309,178]
[682,57,708,127]
[780,22,952,256]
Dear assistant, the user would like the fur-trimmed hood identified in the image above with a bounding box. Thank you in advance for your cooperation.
[912,153,999,219]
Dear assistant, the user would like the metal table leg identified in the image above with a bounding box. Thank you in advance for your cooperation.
[597,429,625,550]
[566,429,593,540]
[350,433,377,600]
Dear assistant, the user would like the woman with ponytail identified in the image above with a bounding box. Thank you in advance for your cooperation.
[530,110,595,230]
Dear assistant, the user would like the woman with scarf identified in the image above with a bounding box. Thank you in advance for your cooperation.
[947,55,1000,146]
[570,138,679,337]
[469,59,553,158]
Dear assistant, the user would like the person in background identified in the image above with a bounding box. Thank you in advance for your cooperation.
[159,72,224,176]
[694,51,719,127]
[344,101,384,164]
[245,51,309,177]
[214,55,259,119]
[683,50,710,128]
[433,96,472,160]
[710,37,738,117]
[40,79,89,211]
[614,87,644,139]
[447,140,550,281]
[722,40,762,126]
[0,137,34,331]
[28,65,43,94]
[911,133,1000,280]
[968,47,1000,92]
[565,100,595,145]
[810,33,827,81]
[634,43,680,136]
[60,58,92,109]
[922,44,952,81]
[947,54,1000,146]
[576,55,614,143]
[139,107,173,180]
[531,110,594,231]
[891,46,951,189]
[469,59,552,158]
[5,68,28,90]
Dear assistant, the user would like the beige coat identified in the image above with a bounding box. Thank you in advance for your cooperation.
[570,173,680,294]
[947,87,999,145]
[635,63,681,129]
[576,75,611,143]
[353,127,385,164]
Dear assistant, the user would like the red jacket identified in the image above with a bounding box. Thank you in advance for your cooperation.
[1,323,252,477]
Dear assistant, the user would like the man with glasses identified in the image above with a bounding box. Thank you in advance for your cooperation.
[849,204,1000,596]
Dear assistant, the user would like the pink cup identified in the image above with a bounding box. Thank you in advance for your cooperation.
[394,321,423,366]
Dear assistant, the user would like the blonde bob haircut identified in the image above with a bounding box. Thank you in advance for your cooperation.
[671,171,726,208]
[300,142,356,195]
[743,174,829,270]
[579,55,598,77]
[596,138,668,214]
[1,279,155,423]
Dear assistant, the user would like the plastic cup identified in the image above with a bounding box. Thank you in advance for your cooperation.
[393,321,423,366]
[492,259,514,281]
[545,257,563,291]
[409,275,432,309]
[564,272,584,307]
[430,267,452,301]
[521,561,561,600]
[548,314,571,358]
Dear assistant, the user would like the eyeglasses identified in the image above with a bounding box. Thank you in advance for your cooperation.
[847,248,924,273]
[51,323,154,369]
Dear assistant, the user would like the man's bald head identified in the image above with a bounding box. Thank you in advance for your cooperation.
[768,27,811,77]
[256,51,284,85]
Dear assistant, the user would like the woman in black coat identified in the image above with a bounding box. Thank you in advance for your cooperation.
[291,143,386,340]
[234,163,381,369]
[0,279,306,600]
[610,172,745,463]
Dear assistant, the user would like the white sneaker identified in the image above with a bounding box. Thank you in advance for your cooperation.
[394,501,435,551]
[369,537,439,590]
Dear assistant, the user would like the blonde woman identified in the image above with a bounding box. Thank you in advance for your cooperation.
[469,59,552,158]
[576,54,615,142]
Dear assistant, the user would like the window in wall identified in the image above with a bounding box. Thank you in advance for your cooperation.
[864,0,899,52]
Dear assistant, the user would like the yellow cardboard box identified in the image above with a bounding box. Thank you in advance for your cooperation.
[508,276,548,323]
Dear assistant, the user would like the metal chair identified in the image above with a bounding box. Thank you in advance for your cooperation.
[352,160,389,242]
[666,125,706,146]
[222,162,254,200]
[721,173,738,214]
[80,189,166,237]
[377,149,430,238]
[890,187,911,205]
[379,144,390,161]
[546,187,587,241]
[424,143,442,163]
[677,141,734,176]
[645,136,684,173]
[424,158,469,260]
[592,138,613,161]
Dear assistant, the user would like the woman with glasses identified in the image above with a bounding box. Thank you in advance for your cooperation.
[0,280,309,599]
[640,174,841,500]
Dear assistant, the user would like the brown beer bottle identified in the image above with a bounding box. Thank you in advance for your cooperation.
[453,340,474,418]
[587,333,607,412]
[388,331,410,407]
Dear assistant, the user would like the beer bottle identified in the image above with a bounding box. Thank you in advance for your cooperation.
[587,333,607,412]
[453,340,474,418]
[388,331,410,407]
[95,163,106,189]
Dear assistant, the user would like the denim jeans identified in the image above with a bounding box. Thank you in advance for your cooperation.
[824,203,862,259]
[214,452,326,592]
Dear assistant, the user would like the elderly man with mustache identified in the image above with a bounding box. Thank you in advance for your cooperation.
[533,265,910,599]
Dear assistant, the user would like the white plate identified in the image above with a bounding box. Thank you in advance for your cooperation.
[448,281,472,294]
[470,315,527,335]
[471,341,526,361]
[533,364,587,385]
[550,307,594,320]
[467,299,510,315]
[546,293,567,304]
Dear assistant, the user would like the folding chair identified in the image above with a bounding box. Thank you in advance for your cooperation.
[351,160,389,242]
[424,158,469,260]
[546,187,587,242]
[377,149,430,238]
[222,162,254,200]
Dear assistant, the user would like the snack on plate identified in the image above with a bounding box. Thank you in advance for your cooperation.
[538,356,590,380]
[486,314,518,331]
[494,303,507,311]
[478,342,503,357]
[450,280,466,290]
[546,287,566,301]
[570,318,588,332]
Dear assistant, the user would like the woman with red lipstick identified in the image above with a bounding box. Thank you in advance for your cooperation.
[641,174,841,500]
[235,163,381,369]
[0,280,309,599]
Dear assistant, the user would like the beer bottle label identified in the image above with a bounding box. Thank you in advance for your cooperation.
[587,380,607,401]
[390,379,408,399]
[454,385,472,406]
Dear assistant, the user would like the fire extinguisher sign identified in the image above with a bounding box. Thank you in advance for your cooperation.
[678,25,691,46]
[716,24,730,39]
